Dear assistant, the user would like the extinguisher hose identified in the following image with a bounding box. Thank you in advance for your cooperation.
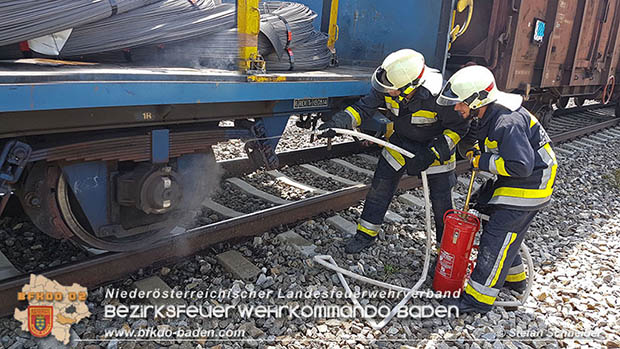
[319,128,415,158]
[313,128,534,325]
[313,128,433,330]
[494,243,534,307]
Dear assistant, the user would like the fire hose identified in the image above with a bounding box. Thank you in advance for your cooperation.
[312,128,533,329]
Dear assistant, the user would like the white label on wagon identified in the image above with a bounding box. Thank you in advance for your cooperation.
[293,98,329,109]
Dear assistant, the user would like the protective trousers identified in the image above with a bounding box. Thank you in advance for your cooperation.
[357,136,456,243]
[462,208,537,311]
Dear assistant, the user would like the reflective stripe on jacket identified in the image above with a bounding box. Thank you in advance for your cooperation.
[476,104,557,210]
[381,147,457,174]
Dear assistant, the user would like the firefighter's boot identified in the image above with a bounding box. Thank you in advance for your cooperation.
[503,280,527,294]
[344,232,376,254]
[442,296,490,316]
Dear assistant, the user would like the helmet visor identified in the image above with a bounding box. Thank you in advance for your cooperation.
[371,67,399,94]
[436,82,462,106]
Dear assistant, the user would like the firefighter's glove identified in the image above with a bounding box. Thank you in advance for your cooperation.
[407,137,451,176]
[429,136,452,164]
[466,145,481,169]
[318,111,355,138]
[407,147,437,176]
[470,155,481,169]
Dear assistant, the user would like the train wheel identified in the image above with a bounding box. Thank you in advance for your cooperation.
[17,152,215,251]
[17,163,75,241]
[58,170,183,251]
[555,97,570,109]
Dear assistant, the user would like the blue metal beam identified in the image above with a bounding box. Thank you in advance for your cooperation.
[0,80,371,113]
[151,129,170,164]
[261,101,295,150]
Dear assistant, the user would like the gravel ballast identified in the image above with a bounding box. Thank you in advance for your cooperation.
[211,181,277,214]
[212,117,356,161]
[1,131,619,349]
[312,160,372,184]
[279,165,348,192]
[243,170,315,201]
[0,217,90,275]
[345,154,381,171]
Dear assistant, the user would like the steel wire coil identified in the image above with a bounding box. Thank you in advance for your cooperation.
[0,0,161,47]
[0,1,332,71]
[263,31,331,71]
[71,1,331,71]
[59,0,235,56]
[258,1,317,57]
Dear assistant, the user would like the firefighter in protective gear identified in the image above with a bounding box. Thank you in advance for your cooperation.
[319,49,469,254]
[437,65,557,314]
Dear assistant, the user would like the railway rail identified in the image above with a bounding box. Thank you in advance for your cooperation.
[0,103,618,317]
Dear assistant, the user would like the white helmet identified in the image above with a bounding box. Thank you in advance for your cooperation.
[371,49,426,94]
[437,65,522,111]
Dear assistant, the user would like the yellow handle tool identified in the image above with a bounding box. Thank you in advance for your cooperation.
[462,169,478,213]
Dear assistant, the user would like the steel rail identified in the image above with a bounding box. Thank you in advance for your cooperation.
[550,117,620,143]
[0,108,617,317]
[220,141,376,176]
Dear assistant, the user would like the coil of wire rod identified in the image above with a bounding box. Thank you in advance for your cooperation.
[0,0,161,47]
[0,0,333,71]
[258,2,317,58]
[258,2,332,71]
[263,31,331,71]
[70,1,331,71]
[59,0,236,56]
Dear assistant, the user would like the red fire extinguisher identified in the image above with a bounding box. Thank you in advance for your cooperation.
[433,170,482,293]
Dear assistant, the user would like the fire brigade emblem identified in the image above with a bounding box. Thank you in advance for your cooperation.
[27,306,53,338]
[15,275,90,344]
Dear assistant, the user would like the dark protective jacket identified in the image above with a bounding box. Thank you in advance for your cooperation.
[475,103,557,210]
[343,83,469,173]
